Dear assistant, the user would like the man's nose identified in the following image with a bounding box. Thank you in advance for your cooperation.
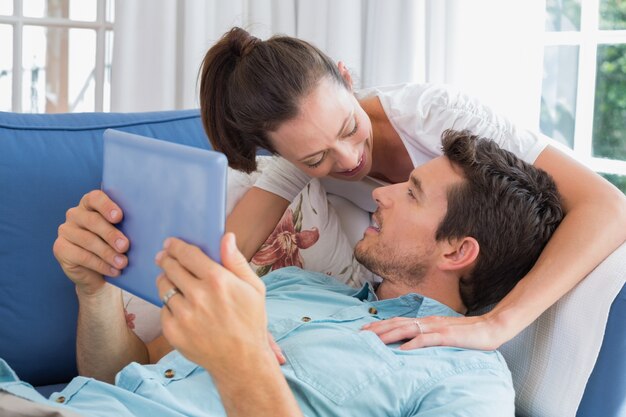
[372,185,391,208]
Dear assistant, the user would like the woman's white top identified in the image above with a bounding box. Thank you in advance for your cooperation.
[253,83,549,208]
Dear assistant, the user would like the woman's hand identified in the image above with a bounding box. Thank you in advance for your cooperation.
[362,314,506,351]
[155,234,284,375]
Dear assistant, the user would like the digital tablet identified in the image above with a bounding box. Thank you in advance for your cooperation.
[102,129,227,306]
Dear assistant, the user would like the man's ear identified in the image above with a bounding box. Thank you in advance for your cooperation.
[337,61,353,91]
[439,237,479,272]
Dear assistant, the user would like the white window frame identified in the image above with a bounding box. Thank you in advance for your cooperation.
[544,0,626,176]
[0,0,113,112]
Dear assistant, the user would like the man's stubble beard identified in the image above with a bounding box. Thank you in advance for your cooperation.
[354,238,430,287]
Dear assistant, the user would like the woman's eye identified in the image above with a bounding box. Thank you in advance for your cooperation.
[407,188,415,199]
[306,153,326,168]
[345,118,358,137]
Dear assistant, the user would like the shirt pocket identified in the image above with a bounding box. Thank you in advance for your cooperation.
[283,329,404,405]
[117,357,200,393]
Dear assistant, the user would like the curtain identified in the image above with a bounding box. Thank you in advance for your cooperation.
[111,0,425,112]
[425,0,546,129]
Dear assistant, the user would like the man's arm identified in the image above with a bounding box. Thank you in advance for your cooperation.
[155,234,303,417]
[53,190,150,382]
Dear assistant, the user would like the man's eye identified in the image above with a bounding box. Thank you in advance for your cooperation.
[407,188,415,199]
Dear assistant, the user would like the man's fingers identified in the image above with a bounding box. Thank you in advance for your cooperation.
[53,237,119,277]
[162,235,265,295]
[79,190,124,224]
[161,238,219,281]
[221,233,265,293]
[66,204,128,255]
[267,333,286,365]
[156,273,185,310]
[156,251,195,295]
[58,222,127,271]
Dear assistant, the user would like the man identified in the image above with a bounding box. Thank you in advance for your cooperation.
[1,130,562,416]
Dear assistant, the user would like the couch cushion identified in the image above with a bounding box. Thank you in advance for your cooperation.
[0,110,209,386]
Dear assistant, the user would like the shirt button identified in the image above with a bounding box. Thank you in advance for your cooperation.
[164,369,175,378]
[55,396,66,403]
[368,307,378,315]
[301,316,311,322]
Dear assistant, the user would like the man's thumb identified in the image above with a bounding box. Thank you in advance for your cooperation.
[221,233,264,293]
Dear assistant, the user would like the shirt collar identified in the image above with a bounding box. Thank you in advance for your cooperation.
[352,282,463,319]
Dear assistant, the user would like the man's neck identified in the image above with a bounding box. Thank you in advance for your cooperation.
[375,274,466,314]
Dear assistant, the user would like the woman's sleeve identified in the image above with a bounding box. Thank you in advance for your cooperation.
[253,157,313,202]
[390,83,549,165]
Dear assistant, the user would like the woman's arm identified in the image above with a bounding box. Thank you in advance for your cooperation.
[226,157,311,260]
[366,144,626,350]
[226,187,290,260]
[487,145,626,346]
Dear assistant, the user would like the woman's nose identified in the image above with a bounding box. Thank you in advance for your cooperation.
[334,143,360,171]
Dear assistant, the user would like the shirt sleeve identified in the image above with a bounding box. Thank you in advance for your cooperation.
[409,365,515,417]
[252,156,313,202]
[379,83,549,166]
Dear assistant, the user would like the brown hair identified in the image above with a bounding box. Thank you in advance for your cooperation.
[199,27,349,173]
[438,130,563,312]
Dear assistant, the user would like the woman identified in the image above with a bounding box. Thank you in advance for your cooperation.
[199,27,626,350]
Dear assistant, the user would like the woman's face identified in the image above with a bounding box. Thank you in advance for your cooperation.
[267,77,373,181]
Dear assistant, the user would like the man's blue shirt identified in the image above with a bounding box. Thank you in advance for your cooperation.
[0,267,515,416]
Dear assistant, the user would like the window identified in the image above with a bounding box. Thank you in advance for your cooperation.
[0,0,114,113]
[541,0,626,193]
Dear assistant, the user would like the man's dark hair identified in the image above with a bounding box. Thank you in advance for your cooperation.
[199,27,349,173]
[437,130,564,312]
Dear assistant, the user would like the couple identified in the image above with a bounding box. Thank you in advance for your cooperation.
[3,26,624,416]
[1,130,562,416]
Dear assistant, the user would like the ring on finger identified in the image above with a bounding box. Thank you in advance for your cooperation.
[413,319,424,335]
[162,287,181,306]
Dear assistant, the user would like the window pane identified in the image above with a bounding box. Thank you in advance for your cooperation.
[600,0,626,30]
[103,30,113,112]
[23,0,47,18]
[545,0,581,31]
[0,0,13,15]
[106,0,115,22]
[22,25,96,113]
[22,26,47,113]
[69,0,97,21]
[23,0,93,20]
[601,174,626,195]
[68,28,96,112]
[592,44,626,160]
[0,24,12,111]
[540,45,579,148]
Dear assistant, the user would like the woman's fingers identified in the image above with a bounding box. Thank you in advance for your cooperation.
[363,315,501,351]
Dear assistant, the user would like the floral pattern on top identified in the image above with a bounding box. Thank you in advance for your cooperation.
[251,194,320,276]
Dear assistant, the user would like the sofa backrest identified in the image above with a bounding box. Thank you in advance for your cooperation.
[0,110,624,417]
[0,110,210,386]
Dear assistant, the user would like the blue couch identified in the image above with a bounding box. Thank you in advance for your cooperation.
[0,110,623,416]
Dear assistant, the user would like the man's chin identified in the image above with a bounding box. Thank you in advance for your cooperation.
[354,245,381,277]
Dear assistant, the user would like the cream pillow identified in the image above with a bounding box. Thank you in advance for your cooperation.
[249,178,361,287]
